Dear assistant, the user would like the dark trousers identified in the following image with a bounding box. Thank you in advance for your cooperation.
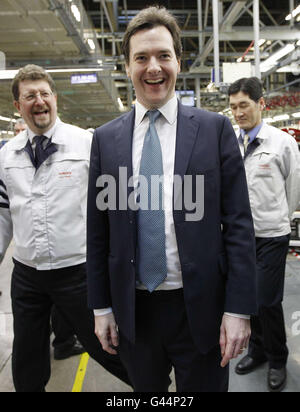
[119,289,229,392]
[248,235,290,369]
[11,260,130,392]
[51,306,77,351]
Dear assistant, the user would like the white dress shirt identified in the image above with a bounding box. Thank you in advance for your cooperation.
[133,95,183,291]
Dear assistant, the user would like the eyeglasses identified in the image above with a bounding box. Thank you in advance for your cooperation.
[20,90,54,103]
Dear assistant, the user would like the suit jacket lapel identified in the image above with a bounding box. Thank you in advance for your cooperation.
[115,108,135,177]
[115,108,136,219]
[174,102,200,180]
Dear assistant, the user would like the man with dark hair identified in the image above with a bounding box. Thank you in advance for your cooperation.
[229,76,300,392]
[0,65,130,392]
[228,77,264,103]
[87,6,257,392]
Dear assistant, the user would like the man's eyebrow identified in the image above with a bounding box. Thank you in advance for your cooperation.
[230,101,249,106]
[132,51,146,58]
[133,49,173,57]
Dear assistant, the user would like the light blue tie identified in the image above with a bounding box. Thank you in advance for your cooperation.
[137,110,167,292]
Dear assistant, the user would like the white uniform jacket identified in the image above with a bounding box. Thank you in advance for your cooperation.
[239,122,300,238]
[0,119,92,270]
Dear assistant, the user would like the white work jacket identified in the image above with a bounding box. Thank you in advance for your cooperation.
[238,122,300,238]
[0,119,92,270]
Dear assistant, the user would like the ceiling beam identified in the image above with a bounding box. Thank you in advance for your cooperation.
[47,0,91,56]
[94,26,300,41]
[190,0,248,71]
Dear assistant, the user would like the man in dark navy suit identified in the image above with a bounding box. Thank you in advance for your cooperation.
[87,6,257,392]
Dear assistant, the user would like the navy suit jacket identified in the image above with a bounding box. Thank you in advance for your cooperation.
[87,102,257,353]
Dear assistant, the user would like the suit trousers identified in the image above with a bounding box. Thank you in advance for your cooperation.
[51,305,77,351]
[11,259,130,392]
[248,235,290,369]
[118,288,229,392]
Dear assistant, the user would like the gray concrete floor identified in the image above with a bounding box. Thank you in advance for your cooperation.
[1,243,300,392]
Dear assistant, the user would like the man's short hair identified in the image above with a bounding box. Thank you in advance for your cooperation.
[15,118,26,126]
[122,5,183,65]
[228,77,263,102]
[12,64,56,101]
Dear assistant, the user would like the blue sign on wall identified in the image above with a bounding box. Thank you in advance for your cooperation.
[71,73,98,84]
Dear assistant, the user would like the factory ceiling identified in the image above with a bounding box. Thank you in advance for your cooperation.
[0,0,299,132]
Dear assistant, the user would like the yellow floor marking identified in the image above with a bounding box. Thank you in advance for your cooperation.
[72,352,90,392]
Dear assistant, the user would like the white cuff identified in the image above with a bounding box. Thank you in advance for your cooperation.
[225,312,250,320]
[93,307,113,317]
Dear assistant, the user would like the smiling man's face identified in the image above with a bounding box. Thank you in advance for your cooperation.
[126,25,181,110]
[14,79,57,135]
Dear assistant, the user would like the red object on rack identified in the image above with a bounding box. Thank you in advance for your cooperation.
[265,93,300,110]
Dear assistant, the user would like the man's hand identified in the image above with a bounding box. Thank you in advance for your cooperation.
[219,314,251,368]
[94,312,119,355]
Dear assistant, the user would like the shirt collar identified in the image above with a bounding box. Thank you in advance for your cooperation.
[135,94,178,127]
[27,117,62,144]
[240,122,264,143]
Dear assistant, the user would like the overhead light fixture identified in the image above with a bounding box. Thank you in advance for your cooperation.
[87,39,96,50]
[273,114,290,122]
[260,44,295,73]
[0,130,14,136]
[49,68,104,73]
[118,98,124,111]
[285,5,300,21]
[292,112,300,118]
[0,115,16,123]
[258,39,266,47]
[0,68,110,80]
[247,39,266,53]
[0,70,18,80]
[277,64,300,74]
[263,117,276,123]
[71,4,81,22]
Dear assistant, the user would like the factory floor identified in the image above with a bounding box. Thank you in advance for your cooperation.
[1,242,300,393]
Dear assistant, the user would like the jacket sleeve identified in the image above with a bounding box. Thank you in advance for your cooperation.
[281,136,300,218]
[0,158,13,265]
[219,117,257,315]
[86,130,112,310]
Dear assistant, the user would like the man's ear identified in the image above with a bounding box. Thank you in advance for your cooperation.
[259,97,265,111]
[177,59,181,75]
[13,100,21,113]
[125,63,131,79]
